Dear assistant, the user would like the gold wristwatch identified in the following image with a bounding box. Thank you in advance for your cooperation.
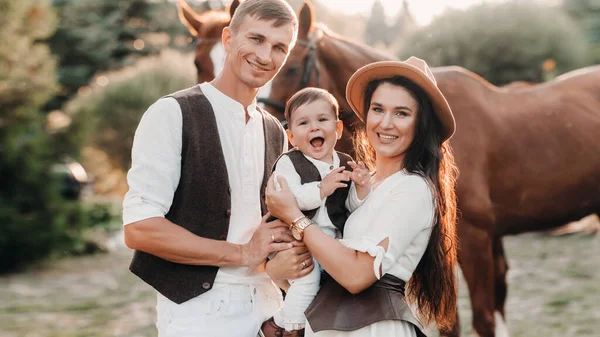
[290,216,313,241]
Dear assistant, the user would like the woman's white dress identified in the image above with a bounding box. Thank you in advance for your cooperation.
[305,170,435,337]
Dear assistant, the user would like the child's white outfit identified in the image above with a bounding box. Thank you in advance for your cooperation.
[272,149,367,331]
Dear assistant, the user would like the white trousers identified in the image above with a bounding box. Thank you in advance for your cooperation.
[156,282,283,337]
[274,258,321,331]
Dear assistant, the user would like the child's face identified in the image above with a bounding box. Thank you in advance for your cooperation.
[286,99,343,162]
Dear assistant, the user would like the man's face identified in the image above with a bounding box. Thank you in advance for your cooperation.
[223,15,296,89]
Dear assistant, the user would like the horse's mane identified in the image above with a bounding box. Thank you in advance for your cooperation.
[314,23,394,63]
[433,66,502,92]
[311,25,504,94]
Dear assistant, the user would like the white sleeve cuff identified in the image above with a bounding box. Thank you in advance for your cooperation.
[122,196,166,225]
[346,182,368,212]
[339,235,393,280]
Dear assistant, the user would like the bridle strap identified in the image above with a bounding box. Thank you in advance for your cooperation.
[297,39,321,90]
[258,38,321,123]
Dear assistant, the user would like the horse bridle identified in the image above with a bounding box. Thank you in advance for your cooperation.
[257,38,356,128]
[257,38,321,118]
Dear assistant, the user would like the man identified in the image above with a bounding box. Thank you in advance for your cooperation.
[123,1,312,336]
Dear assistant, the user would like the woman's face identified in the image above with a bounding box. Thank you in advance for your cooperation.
[366,82,419,162]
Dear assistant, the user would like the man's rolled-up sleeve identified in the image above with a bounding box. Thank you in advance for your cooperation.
[122,98,182,226]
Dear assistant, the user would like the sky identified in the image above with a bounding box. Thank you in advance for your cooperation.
[319,0,558,26]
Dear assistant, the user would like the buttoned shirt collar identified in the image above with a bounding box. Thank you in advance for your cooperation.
[200,83,258,119]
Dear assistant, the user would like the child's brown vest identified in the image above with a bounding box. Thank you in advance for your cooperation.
[129,86,285,304]
[278,149,353,233]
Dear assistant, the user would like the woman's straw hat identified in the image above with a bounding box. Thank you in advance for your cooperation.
[346,57,456,141]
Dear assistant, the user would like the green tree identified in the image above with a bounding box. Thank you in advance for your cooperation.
[0,0,109,273]
[63,50,196,173]
[46,0,190,110]
[364,0,390,47]
[400,1,591,85]
[389,0,416,52]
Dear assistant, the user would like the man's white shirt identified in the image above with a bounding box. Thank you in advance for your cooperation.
[123,82,287,284]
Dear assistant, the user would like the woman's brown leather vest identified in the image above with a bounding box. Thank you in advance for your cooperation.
[305,273,426,336]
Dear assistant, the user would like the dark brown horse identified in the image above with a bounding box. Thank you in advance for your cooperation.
[178,1,600,336]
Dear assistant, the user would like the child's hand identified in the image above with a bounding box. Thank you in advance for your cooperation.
[348,161,371,200]
[320,167,351,199]
[348,161,370,188]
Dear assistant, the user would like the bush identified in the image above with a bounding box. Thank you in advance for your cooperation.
[0,0,114,274]
[46,0,191,110]
[563,0,600,64]
[62,50,196,178]
[400,1,591,85]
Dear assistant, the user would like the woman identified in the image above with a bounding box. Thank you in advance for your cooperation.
[265,57,459,336]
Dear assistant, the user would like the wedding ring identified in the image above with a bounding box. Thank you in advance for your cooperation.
[271,234,276,242]
[301,260,307,269]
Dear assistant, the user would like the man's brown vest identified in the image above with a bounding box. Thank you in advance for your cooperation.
[277,149,353,233]
[129,85,285,304]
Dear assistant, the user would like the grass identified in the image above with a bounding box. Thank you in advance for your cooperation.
[0,233,598,337]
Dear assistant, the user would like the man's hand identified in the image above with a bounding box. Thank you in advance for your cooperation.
[240,213,294,271]
[320,167,351,199]
[266,241,314,281]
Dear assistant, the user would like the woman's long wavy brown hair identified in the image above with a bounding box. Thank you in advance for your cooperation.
[353,76,459,333]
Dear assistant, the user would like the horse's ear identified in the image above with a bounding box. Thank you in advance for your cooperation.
[298,0,315,40]
[176,0,203,37]
[229,0,241,20]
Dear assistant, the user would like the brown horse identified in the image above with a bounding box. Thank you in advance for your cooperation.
[501,80,537,90]
[178,1,600,336]
[265,2,600,337]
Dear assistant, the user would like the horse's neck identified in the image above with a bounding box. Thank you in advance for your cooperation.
[317,31,394,100]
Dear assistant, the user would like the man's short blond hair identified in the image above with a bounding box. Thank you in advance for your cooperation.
[229,0,298,34]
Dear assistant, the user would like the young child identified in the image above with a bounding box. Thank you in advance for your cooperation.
[270,87,371,335]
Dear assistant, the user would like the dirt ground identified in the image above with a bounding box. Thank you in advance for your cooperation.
[1,232,598,337]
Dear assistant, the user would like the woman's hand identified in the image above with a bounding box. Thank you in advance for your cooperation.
[266,241,314,281]
[266,174,304,224]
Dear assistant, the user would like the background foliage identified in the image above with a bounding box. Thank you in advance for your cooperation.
[46,0,190,111]
[563,0,600,64]
[0,0,113,273]
[63,50,196,179]
[399,1,591,85]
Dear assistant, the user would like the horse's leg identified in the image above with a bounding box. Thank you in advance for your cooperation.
[493,236,510,337]
[458,221,496,337]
